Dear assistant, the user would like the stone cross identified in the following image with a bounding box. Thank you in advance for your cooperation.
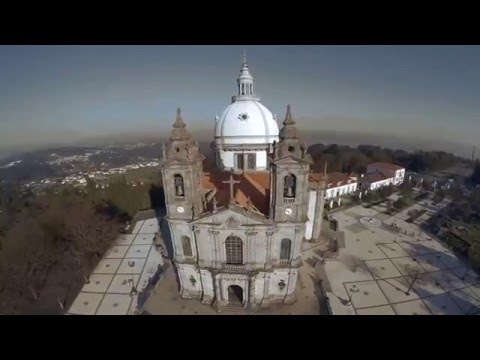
[223,174,240,205]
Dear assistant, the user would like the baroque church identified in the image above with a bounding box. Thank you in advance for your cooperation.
[160,54,326,311]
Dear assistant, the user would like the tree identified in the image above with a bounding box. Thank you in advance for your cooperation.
[399,180,413,195]
[433,189,446,204]
[471,161,480,186]
[371,150,393,163]
[309,144,463,178]
[0,216,59,314]
[447,188,463,202]
[468,241,480,269]
[363,190,380,204]
[393,197,408,210]
[0,188,121,315]
[421,179,432,191]
[469,188,480,212]
[378,185,395,199]
[0,183,26,238]
[357,145,381,158]
[310,153,339,173]
[105,176,151,219]
[307,144,326,162]
[348,151,370,174]
[44,195,121,268]
[85,177,97,197]
[409,153,429,172]
[324,144,341,156]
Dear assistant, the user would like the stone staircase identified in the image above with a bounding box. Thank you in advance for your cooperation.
[217,303,251,315]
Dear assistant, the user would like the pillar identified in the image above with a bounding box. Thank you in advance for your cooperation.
[311,188,325,242]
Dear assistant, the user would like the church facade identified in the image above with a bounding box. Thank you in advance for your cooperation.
[160,55,326,311]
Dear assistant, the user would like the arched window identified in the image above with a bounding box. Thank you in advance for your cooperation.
[182,236,192,257]
[284,174,296,198]
[225,236,243,264]
[280,239,292,260]
[174,174,184,197]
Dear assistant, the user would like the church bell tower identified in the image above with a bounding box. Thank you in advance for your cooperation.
[270,105,312,223]
[161,108,205,221]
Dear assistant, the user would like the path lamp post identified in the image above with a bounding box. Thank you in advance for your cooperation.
[347,284,360,305]
[405,272,419,296]
[129,280,138,296]
[129,260,138,296]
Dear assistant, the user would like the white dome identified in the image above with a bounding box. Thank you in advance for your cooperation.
[213,53,280,171]
[215,99,279,145]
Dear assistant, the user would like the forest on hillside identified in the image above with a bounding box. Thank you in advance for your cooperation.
[307,143,466,174]
[0,176,163,314]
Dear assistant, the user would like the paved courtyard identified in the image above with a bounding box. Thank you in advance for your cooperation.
[67,218,164,315]
[322,196,480,315]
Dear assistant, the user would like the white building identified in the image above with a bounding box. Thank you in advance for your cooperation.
[366,162,405,186]
[359,172,394,190]
[323,172,358,200]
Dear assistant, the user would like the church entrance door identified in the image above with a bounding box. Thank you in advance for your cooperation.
[227,285,243,305]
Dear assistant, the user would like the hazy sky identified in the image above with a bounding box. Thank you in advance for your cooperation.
[1,45,479,152]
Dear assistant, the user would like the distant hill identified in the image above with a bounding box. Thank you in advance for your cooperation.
[0,125,475,184]
[0,123,475,161]
[0,143,165,184]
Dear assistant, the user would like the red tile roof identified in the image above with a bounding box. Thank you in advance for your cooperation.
[325,172,356,189]
[361,172,388,183]
[244,172,270,195]
[368,162,404,171]
[201,170,359,215]
[202,171,270,216]
[309,172,358,189]
[309,173,325,183]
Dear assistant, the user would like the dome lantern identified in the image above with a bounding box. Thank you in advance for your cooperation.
[234,51,258,102]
